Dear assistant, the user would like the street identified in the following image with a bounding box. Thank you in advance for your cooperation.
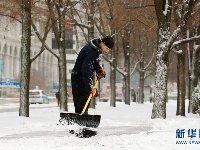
[0,98,19,105]
[0,98,58,113]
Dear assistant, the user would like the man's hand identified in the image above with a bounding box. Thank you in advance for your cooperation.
[90,88,97,97]
[96,68,106,78]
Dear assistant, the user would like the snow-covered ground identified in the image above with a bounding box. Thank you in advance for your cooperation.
[0,100,200,150]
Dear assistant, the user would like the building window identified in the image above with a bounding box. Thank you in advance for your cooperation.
[66,60,75,64]
[66,49,76,54]
[65,30,73,49]
[52,31,73,49]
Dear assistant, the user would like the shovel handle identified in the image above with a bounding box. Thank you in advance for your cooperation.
[81,78,99,114]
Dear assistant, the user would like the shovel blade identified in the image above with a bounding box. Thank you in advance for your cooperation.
[60,113,101,128]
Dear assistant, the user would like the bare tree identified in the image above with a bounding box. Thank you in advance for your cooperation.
[122,25,131,105]
[173,1,187,116]
[190,31,200,113]
[1,0,72,113]
[170,0,200,115]
[151,0,194,119]
[19,0,31,117]
[106,0,118,107]
[119,0,156,105]
[187,2,200,113]
[46,0,68,111]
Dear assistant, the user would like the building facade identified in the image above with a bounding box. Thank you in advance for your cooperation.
[0,16,59,96]
[0,1,113,96]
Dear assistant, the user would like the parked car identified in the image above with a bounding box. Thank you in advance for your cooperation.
[100,83,123,102]
[29,89,49,104]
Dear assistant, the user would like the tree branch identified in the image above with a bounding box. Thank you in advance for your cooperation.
[102,55,125,76]
[31,20,59,59]
[167,0,194,50]
[124,5,155,9]
[0,14,21,23]
[171,35,200,49]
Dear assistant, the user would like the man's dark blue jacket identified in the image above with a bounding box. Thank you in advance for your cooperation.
[71,39,102,94]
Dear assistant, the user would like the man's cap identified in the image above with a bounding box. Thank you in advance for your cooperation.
[101,36,114,49]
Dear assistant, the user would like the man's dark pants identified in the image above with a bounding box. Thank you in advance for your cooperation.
[71,74,90,114]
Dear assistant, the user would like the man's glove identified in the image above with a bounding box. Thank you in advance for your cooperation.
[96,68,106,78]
[90,88,97,97]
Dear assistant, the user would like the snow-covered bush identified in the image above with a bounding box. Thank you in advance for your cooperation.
[191,86,200,115]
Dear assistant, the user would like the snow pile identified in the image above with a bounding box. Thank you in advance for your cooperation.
[0,101,200,150]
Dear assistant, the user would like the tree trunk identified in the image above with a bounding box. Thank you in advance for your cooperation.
[190,45,200,113]
[151,0,173,119]
[123,26,131,105]
[19,0,31,117]
[151,23,170,119]
[139,52,145,104]
[59,49,68,111]
[139,71,145,104]
[110,66,116,107]
[110,31,117,107]
[151,57,168,118]
[176,45,186,116]
[88,0,95,109]
[188,76,192,112]
[187,28,193,113]
[59,0,68,111]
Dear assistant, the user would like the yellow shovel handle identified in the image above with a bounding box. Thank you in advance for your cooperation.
[81,79,99,114]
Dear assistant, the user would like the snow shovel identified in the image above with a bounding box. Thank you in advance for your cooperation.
[59,78,101,128]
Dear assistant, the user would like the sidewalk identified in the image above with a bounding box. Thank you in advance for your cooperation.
[0,98,19,105]
[0,97,73,105]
